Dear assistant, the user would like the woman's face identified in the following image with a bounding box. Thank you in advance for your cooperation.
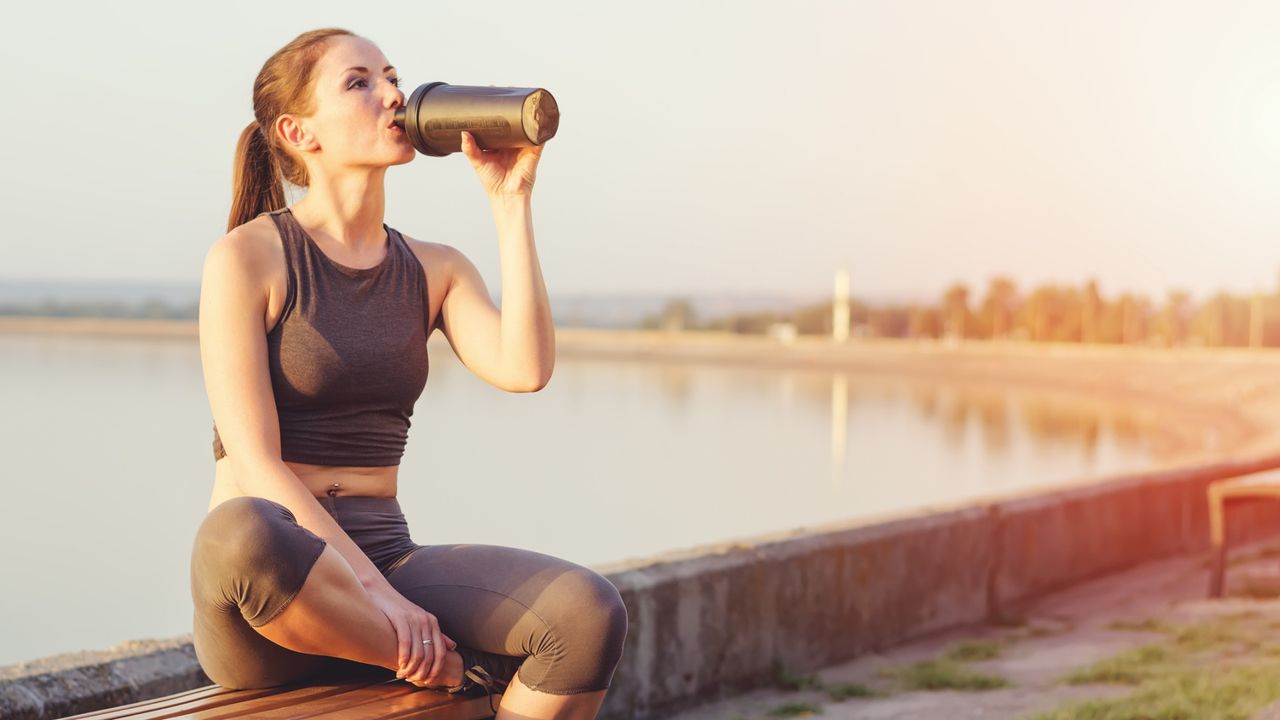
[289,35,415,173]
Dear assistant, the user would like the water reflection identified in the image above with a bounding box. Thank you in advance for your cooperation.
[0,332,1171,667]
[824,371,1177,482]
[831,373,847,490]
[658,364,694,409]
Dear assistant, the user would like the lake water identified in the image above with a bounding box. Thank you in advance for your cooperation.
[0,331,1164,666]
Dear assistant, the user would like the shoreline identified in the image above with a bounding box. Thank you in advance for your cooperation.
[10,315,1280,717]
[6,315,1280,469]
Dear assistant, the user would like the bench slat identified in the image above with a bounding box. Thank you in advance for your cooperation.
[55,679,498,720]
[62,685,234,720]
[59,686,287,720]
[154,682,396,719]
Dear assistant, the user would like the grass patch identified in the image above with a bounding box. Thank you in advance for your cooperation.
[1170,621,1249,652]
[770,657,823,692]
[885,658,1009,691]
[1029,659,1280,719]
[1104,617,1170,633]
[1064,644,1170,686]
[943,639,1004,662]
[765,701,823,717]
[769,656,887,703]
[1230,579,1280,599]
[825,681,878,700]
[1004,623,1067,642]
[1037,612,1280,718]
[1024,625,1060,638]
[989,610,1029,628]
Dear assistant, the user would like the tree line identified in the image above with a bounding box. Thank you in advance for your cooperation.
[644,277,1280,348]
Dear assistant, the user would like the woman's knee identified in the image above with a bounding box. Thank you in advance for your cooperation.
[191,496,327,626]
[524,567,629,693]
[567,570,628,657]
[193,497,298,567]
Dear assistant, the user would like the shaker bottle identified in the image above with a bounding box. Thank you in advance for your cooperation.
[392,82,560,157]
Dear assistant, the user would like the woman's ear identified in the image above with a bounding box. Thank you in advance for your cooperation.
[276,114,320,153]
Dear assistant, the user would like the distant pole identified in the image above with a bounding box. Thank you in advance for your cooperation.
[1251,291,1265,349]
[833,268,850,343]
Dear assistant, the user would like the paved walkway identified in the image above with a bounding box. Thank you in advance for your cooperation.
[662,536,1280,720]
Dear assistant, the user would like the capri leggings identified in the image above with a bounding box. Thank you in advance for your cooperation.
[189,494,629,694]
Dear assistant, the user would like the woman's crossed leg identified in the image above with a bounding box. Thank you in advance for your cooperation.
[190,496,628,719]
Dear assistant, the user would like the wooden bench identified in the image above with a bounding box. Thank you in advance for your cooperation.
[55,665,502,720]
[1207,468,1280,598]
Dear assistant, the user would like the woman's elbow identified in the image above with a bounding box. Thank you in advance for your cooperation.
[507,366,553,393]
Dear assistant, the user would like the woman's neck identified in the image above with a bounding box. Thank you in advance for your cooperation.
[290,166,389,252]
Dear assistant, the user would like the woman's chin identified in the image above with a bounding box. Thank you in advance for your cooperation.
[389,148,417,166]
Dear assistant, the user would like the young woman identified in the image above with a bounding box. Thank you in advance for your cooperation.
[190,28,628,719]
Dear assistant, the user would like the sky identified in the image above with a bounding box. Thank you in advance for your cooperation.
[4,0,1280,306]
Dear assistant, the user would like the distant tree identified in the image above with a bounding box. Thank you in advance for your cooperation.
[1152,289,1191,347]
[1081,279,1102,343]
[908,305,943,339]
[980,276,1019,340]
[942,283,970,339]
[659,298,696,332]
[792,302,832,335]
[638,298,697,331]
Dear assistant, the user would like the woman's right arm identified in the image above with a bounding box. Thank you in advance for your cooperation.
[197,228,396,594]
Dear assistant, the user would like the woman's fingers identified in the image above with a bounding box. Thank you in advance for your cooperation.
[425,622,447,684]
[407,619,442,685]
[392,616,411,678]
[396,616,420,679]
[408,620,427,679]
[460,132,481,165]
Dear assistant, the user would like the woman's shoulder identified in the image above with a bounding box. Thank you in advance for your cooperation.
[396,230,468,276]
[203,214,283,287]
[207,213,280,267]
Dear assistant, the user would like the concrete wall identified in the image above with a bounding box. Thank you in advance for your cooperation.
[603,455,1280,718]
[6,456,1280,720]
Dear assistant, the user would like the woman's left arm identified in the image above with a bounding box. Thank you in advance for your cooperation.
[436,131,554,392]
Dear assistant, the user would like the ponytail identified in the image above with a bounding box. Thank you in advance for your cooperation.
[227,28,354,233]
[227,121,285,232]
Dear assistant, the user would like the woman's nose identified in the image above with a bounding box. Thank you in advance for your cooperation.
[385,83,405,108]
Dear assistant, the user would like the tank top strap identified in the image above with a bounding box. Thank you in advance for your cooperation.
[261,207,304,261]
[386,225,410,260]
[261,207,302,336]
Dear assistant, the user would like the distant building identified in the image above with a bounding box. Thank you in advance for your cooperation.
[767,321,798,344]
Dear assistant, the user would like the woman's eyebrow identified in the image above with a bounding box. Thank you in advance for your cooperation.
[344,66,396,73]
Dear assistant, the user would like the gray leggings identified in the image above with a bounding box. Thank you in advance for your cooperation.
[189,494,628,694]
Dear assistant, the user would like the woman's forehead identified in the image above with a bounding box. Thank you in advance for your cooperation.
[317,36,391,76]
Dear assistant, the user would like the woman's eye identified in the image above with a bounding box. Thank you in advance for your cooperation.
[348,77,400,90]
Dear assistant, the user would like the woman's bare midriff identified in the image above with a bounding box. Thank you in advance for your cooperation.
[209,457,398,512]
